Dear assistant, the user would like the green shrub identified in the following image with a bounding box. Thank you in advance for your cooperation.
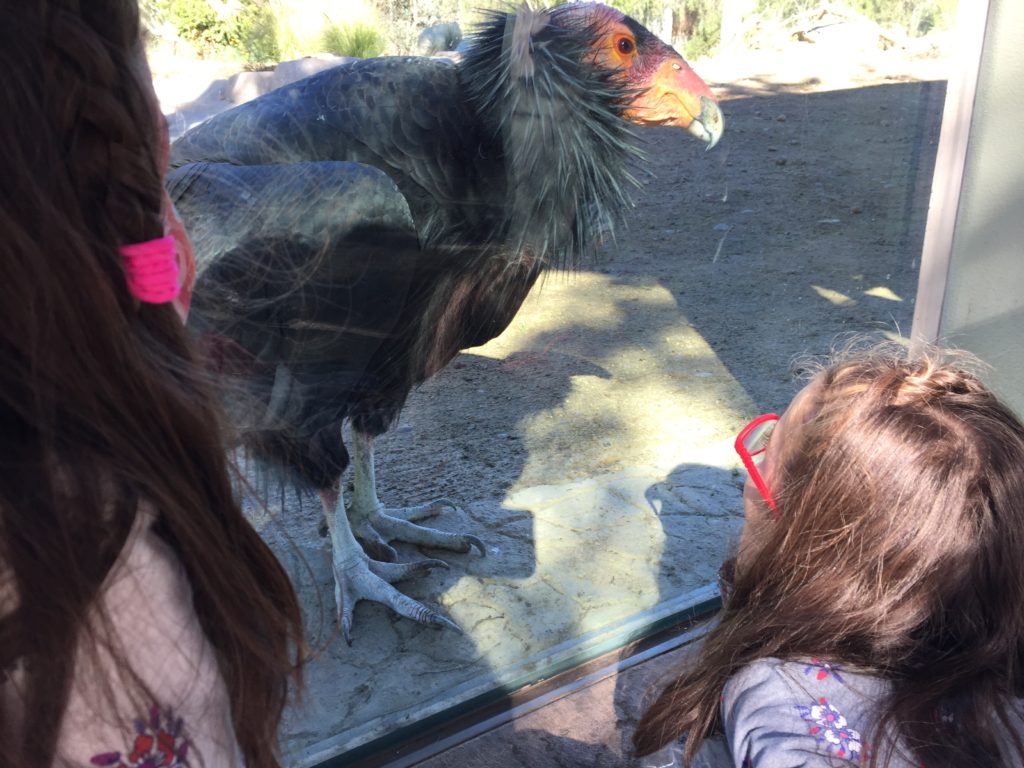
[162,0,224,50]
[267,0,384,59]
[755,0,958,37]
[238,4,280,66]
[678,0,722,59]
[148,0,957,68]
[148,0,278,61]
[612,0,663,29]
[322,22,387,58]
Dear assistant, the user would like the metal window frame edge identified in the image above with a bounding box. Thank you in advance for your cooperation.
[910,0,992,351]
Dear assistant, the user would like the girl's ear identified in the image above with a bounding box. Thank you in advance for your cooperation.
[163,192,195,322]
[148,56,195,322]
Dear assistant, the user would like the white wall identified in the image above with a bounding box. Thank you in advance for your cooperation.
[913,0,1024,418]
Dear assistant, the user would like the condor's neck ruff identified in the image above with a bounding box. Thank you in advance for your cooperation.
[459,6,644,270]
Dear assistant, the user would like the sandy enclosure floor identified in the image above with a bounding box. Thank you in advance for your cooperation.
[157,37,949,764]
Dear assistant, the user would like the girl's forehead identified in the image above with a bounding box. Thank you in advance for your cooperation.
[764,376,824,473]
[786,375,825,426]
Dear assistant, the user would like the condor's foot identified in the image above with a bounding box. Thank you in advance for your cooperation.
[349,499,487,563]
[333,552,458,645]
[318,485,460,643]
[349,429,487,562]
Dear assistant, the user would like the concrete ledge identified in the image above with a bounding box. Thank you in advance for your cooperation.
[223,55,354,104]
[165,54,355,139]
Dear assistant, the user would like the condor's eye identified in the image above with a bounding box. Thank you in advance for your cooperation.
[617,37,635,55]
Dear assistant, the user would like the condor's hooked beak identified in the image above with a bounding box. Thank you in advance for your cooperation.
[627,57,724,149]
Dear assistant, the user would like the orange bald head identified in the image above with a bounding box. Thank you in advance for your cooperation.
[553,3,723,147]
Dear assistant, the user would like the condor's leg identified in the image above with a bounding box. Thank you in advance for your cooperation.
[318,484,457,644]
[346,429,486,562]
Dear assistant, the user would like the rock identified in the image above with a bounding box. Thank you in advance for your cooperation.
[417,21,462,55]
[224,55,353,104]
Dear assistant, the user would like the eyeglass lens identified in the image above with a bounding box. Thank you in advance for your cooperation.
[744,420,776,460]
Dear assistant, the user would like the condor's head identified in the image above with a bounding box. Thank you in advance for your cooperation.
[461,2,723,150]
[552,2,723,147]
[458,2,724,266]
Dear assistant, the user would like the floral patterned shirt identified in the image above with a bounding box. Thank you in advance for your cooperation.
[719,657,901,767]
[637,657,916,768]
[0,506,243,767]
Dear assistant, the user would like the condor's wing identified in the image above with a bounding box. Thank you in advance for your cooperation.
[166,160,420,478]
[168,58,484,248]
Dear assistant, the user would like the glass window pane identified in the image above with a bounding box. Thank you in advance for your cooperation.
[151,0,963,761]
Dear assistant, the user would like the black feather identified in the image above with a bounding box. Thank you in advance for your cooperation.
[171,161,419,488]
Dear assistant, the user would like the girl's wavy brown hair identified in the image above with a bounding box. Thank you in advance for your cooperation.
[0,2,303,766]
[633,341,1024,767]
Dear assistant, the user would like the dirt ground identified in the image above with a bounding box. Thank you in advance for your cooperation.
[156,30,949,766]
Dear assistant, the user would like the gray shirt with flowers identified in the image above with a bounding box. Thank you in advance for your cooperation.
[637,657,918,767]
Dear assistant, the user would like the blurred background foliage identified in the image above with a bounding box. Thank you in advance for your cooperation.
[141,0,959,67]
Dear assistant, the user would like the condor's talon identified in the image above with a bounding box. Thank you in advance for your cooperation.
[361,538,399,563]
[388,500,487,554]
[319,486,457,643]
[367,511,486,557]
[350,432,488,559]
[399,498,460,522]
[426,612,463,634]
[368,557,450,581]
[335,554,456,645]
[350,516,399,562]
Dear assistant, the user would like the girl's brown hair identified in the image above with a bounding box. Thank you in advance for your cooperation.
[0,2,302,766]
[633,342,1024,767]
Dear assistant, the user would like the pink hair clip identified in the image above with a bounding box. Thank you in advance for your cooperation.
[120,235,181,304]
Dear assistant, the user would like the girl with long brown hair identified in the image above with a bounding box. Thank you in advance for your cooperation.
[633,343,1024,767]
[0,2,303,766]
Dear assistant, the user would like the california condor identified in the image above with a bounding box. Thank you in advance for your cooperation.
[168,2,723,642]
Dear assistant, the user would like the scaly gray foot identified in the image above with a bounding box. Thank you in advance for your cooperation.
[319,484,462,643]
[333,553,458,645]
[349,498,487,562]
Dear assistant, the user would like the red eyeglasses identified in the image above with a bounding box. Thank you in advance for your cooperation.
[735,413,780,518]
